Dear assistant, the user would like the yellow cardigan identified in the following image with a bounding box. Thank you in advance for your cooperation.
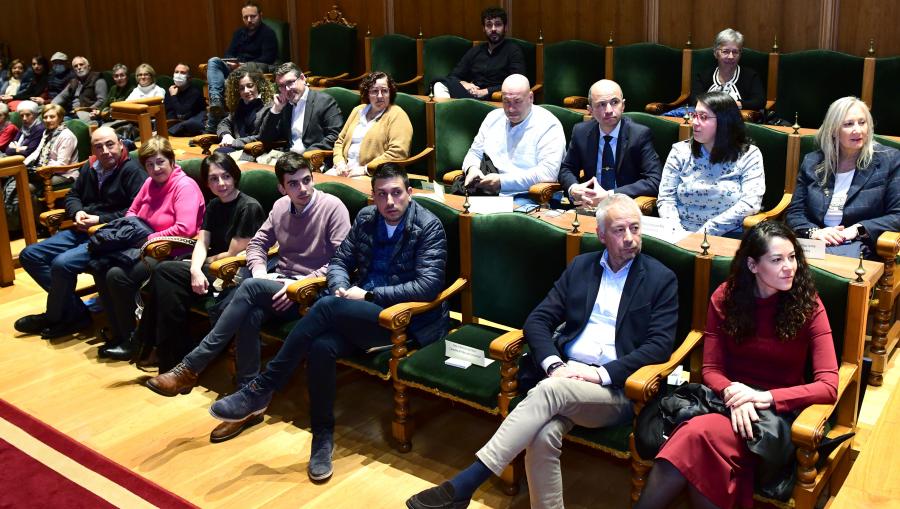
[332,103,413,168]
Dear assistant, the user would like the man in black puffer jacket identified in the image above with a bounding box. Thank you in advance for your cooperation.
[208,163,448,482]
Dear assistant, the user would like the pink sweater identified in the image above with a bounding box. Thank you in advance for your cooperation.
[127,166,205,239]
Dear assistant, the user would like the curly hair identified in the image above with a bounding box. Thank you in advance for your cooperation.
[721,221,819,342]
[359,71,397,105]
[224,69,274,112]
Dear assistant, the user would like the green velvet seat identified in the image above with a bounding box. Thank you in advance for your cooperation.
[263,17,291,65]
[872,57,900,136]
[320,87,360,121]
[238,169,282,212]
[66,119,92,162]
[370,34,420,93]
[799,134,819,164]
[9,111,21,128]
[543,40,604,106]
[433,98,495,182]
[178,158,203,184]
[423,35,472,93]
[613,43,682,113]
[308,20,357,80]
[542,104,584,145]
[394,93,429,177]
[774,50,864,128]
[623,111,680,162]
[313,181,368,222]
[745,124,789,212]
[875,135,900,151]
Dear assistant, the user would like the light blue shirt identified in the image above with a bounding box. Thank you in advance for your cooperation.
[462,105,566,196]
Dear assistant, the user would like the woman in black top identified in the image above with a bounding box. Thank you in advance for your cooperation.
[690,28,765,112]
[215,69,273,158]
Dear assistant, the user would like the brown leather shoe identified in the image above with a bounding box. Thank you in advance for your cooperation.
[145,363,199,397]
[209,413,265,443]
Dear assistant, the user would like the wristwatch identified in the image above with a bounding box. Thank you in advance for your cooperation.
[546,361,566,376]
[364,291,375,302]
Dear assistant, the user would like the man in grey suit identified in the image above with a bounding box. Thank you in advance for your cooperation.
[559,79,662,207]
[259,62,343,155]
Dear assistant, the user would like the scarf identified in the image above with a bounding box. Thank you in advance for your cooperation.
[36,124,68,167]
[708,65,743,104]
[135,83,158,95]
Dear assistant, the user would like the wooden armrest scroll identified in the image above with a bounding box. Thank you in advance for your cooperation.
[286,276,328,314]
[303,149,334,172]
[192,134,219,155]
[35,162,83,180]
[625,330,704,403]
[442,169,464,186]
[563,96,589,109]
[378,277,468,331]
[645,93,690,115]
[634,196,658,216]
[743,193,792,229]
[875,231,900,259]
[39,209,68,230]
[528,182,561,205]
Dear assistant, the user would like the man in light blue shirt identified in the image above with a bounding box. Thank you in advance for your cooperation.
[461,74,565,204]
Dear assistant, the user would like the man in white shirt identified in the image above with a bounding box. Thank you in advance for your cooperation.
[407,194,679,509]
[461,74,565,204]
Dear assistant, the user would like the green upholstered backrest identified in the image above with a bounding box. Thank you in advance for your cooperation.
[320,87,360,120]
[470,213,568,327]
[9,111,21,128]
[799,134,819,164]
[238,169,282,213]
[875,135,900,151]
[507,38,537,86]
[775,50,864,128]
[156,75,173,89]
[179,158,203,183]
[100,70,114,89]
[614,43,682,112]
[64,119,91,161]
[433,98,495,181]
[543,39,604,106]
[423,35,472,91]
[745,123,789,211]
[413,196,460,288]
[691,47,769,97]
[371,34,419,88]
[309,22,357,77]
[873,57,900,136]
[623,111,680,162]
[394,93,428,175]
[263,17,291,65]
[542,104,585,145]
[314,181,368,221]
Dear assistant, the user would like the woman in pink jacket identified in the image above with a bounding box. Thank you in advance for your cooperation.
[96,136,205,361]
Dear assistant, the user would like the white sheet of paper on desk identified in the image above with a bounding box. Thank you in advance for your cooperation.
[640,216,691,244]
[467,196,514,214]
[798,238,826,259]
[432,181,445,200]
[414,193,445,203]
[446,340,494,367]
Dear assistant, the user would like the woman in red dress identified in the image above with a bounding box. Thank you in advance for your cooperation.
[635,220,838,509]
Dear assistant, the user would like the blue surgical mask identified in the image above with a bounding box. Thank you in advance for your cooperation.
[52,64,66,74]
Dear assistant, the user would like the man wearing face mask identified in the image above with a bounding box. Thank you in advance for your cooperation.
[165,63,207,137]
[35,52,75,106]
[52,56,107,123]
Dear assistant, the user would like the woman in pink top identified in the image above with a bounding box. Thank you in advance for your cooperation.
[95,136,205,361]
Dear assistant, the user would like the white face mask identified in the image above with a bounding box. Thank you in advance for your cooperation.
[173,73,187,86]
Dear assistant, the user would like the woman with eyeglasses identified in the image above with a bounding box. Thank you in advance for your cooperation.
[691,28,765,112]
[125,63,164,101]
[324,72,412,178]
[657,91,765,238]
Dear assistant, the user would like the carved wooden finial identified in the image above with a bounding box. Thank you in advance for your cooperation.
[366,26,371,36]
[855,252,866,283]
[772,35,779,53]
[571,213,581,234]
[608,31,614,45]
[462,187,471,214]
[792,113,800,134]
[686,32,692,48]
[683,110,691,125]
[418,26,423,38]
[868,38,876,56]
[538,28,544,43]
[700,229,710,256]
[313,4,356,28]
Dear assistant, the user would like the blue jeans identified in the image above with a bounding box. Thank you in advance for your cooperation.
[18,229,91,323]
[206,57,230,106]
[256,296,391,433]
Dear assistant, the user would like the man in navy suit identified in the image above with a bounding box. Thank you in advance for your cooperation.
[559,79,662,207]
[407,194,678,509]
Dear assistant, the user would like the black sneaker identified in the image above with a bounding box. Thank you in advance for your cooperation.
[14,314,49,334]
[308,431,335,482]
[406,482,469,509]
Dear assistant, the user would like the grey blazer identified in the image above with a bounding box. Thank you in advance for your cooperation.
[259,89,344,152]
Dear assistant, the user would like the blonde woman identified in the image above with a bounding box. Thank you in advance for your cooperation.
[125,63,164,100]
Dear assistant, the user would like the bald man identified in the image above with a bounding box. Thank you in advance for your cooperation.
[16,126,146,339]
[460,74,565,204]
[560,79,662,207]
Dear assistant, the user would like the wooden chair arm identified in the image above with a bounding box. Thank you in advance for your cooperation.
[303,149,334,172]
[765,100,776,111]
[625,330,704,403]
[634,195,658,216]
[743,193,792,229]
[34,161,83,180]
[491,83,544,102]
[442,169,463,186]
[39,209,69,230]
[740,109,763,123]
[317,73,366,88]
[875,231,900,260]
[366,147,435,174]
[395,75,424,88]
[208,246,279,284]
[791,362,856,450]
[142,237,198,260]
[378,277,468,331]
[529,182,561,205]
[244,140,286,158]
[192,134,219,155]
[645,92,691,115]
[87,223,106,235]
[563,96,589,109]
[489,329,526,362]
[286,276,328,314]
[72,107,94,113]
[307,72,349,87]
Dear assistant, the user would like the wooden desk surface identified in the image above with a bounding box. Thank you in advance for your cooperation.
[831,381,900,508]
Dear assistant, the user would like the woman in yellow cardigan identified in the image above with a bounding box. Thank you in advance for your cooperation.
[325,71,412,177]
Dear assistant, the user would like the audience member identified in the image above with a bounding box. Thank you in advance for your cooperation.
[4,100,44,157]
[165,63,207,136]
[5,56,49,110]
[1,59,25,98]
[41,52,75,105]
[215,68,273,156]
[96,64,135,120]
[0,103,19,152]
[52,56,108,123]
[126,63,165,101]
[690,28,765,112]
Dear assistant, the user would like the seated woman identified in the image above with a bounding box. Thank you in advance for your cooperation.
[125,63,165,101]
[4,55,49,111]
[137,153,265,368]
[635,220,838,509]
[324,71,412,178]
[215,69,272,157]
[94,136,205,361]
[657,91,765,237]
[785,96,900,258]
[23,103,78,171]
[95,63,135,120]
[1,59,25,99]
[0,103,19,153]
[5,100,44,157]
[691,28,765,112]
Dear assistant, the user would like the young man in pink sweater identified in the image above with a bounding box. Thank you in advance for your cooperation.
[145,152,351,443]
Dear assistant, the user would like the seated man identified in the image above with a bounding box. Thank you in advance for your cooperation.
[206,0,278,131]
[208,164,448,482]
[15,126,145,339]
[51,56,107,123]
[165,63,207,137]
[560,80,662,207]
[145,152,351,443]
[35,52,74,106]
[258,62,343,155]
[432,6,525,99]
[407,194,678,509]
[461,74,565,204]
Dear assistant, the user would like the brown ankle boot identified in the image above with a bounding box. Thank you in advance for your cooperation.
[145,363,199,397]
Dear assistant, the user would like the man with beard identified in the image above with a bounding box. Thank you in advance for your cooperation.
[52,56,108,123]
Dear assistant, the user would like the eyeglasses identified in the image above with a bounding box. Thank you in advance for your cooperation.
[369,88,390,97]
[717,48,741,56]
[278,79,299,89]
[689,111,717,122]
[136,73,151,77]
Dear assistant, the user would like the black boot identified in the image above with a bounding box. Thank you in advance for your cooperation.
[101,332,138,361]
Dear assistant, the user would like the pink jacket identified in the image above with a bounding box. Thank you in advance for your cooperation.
[127,165,205,239]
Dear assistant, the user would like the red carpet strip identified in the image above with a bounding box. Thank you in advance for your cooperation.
[0,398,197,508]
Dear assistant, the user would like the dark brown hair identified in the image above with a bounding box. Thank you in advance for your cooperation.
[360,71,397,105]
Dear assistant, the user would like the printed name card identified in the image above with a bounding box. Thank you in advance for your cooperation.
[798,238,826,259]
[445,340,495,369]
[467,196,514,214]
[640,216,690,244]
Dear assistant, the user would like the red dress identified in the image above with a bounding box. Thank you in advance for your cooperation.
[656,284,838,508]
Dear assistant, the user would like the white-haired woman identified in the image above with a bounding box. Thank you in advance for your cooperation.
[690,28,765,111]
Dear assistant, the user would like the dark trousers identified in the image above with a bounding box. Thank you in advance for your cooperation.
[18,229,91,324]
[256,296,390,434]
[168,111,207,137]
[93,258,157,344]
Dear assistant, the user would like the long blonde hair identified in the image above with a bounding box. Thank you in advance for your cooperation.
[814,96,874,185]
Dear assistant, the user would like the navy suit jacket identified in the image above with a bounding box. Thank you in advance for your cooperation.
[558,116,662,199]
[259,89,344,152]
[523,250,678,388]
[785,145,900,246]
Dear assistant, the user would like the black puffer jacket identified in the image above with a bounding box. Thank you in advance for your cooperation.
[327,200,448,346]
